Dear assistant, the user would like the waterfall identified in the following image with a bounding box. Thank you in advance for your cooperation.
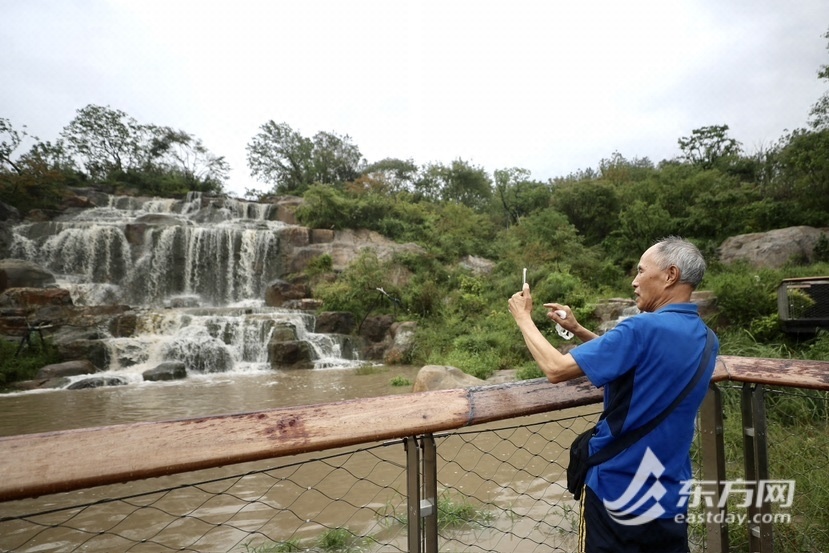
[8,192,363,384]
[11,194,283,306]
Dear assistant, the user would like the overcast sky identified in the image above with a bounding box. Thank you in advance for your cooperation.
[2,0,828,197]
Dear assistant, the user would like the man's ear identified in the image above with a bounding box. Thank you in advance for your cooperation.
[665,265,681,286]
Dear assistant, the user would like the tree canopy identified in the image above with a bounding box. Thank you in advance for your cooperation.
[246,121,362,194]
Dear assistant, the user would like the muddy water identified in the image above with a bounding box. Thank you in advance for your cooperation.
[0,368,594,552]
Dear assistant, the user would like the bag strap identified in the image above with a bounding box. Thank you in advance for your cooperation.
[586,327,715,467]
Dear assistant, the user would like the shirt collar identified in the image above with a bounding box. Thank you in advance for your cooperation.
[654,303,699,315]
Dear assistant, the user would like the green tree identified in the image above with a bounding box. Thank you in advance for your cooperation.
[146,126,229,193]
[311,130,363,185]
[608,199,673,264]
[246,121,362,194]
[0,117,27,174]
[0,118,80,212]
[60,104,148,178]
[246,121,312,193]
[57,104,226,194]
[551,180,619,246]
[677,124,742,170]
[493,167,551,227]
[808,27,829,131]
[358,157,419,195]
[774,128,829,219]
[598,151,655,185]
[415,159,492,210]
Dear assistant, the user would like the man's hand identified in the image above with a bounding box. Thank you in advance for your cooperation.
[509,283,533,321]
[543,302,598,342]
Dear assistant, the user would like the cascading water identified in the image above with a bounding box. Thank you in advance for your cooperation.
[8,191,363,387]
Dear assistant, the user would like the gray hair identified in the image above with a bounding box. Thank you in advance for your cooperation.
[652,236,706,289]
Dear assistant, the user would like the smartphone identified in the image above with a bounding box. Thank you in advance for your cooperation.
[522,267,527,285]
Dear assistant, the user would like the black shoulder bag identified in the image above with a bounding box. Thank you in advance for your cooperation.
[566,328,715,501]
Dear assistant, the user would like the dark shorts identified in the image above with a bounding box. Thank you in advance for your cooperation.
[579,486,689,553]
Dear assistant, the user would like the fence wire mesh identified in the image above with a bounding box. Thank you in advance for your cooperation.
[716,384,829,552]
[1,408,603,553]
[1,385,827,553]
[430,408,598,553]
[1,442,411,553]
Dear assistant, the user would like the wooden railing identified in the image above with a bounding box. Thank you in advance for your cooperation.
[0,356,827,503]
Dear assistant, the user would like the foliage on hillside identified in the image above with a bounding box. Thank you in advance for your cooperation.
[3,30,829,375]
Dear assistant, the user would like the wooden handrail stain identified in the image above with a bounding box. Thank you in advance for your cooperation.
[0,356,826,503]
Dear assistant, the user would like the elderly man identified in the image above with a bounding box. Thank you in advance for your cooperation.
[508,236,719,553]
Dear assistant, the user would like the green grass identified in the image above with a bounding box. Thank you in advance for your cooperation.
[379,492,493,531]
[238,528,368,553]
[715,386,829,551]
[240,539,302,553]
[390,375,411,387]
[354,365,385,376]
[317,527,365,552]
[0,336,61,390]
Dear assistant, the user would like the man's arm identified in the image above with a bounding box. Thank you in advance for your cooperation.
[509,284,585,383]
[542,302,599,342]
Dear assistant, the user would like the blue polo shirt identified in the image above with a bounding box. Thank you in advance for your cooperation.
[569,303,718,520]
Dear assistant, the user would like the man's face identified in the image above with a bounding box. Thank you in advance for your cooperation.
[632,246,668,312]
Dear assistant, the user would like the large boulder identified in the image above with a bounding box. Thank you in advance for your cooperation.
[719,226,829,269]
[315,311,357,334]
[0,201,20,223]
[358,314,395,360]
[412,365,485,392]
[268,196,303,225]
[56,339,110,371]
[0,287,72,309]
[0,260,56,291]
[383,321,417,365]
[280,228,426,275]
[36,360,98,379]
[459,255,496,276]
[0,226,14,260]
[0,202,19,259]
[143,361,188,382]
[67,376,129,390]
[264,278,310,307]
[268,340,314,369]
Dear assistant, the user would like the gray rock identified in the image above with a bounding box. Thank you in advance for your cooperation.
[67,376,128,390]
[56,339,109,371]
[36,360,97,379]
[719,226,829,269]
[315,311,357,334]
[0,223,13,259]
[412,365,485,393]
[264,278,309,307]
[280,228,426,275]
[0,201,21,223]
[383,321,417,364]
[459,255,496,276]
[143,361,188,382]
[0,259,56,291]
[268,340,314,369]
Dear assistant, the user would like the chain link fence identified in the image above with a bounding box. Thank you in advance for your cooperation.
[713,384,829,552]
[1,384,827,552]
[1,407,600,553]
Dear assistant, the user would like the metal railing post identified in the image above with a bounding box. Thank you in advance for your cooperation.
[405,436,422,553]
[421,434,438,553]
[742,383,773,552]
[699,384,729,552]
